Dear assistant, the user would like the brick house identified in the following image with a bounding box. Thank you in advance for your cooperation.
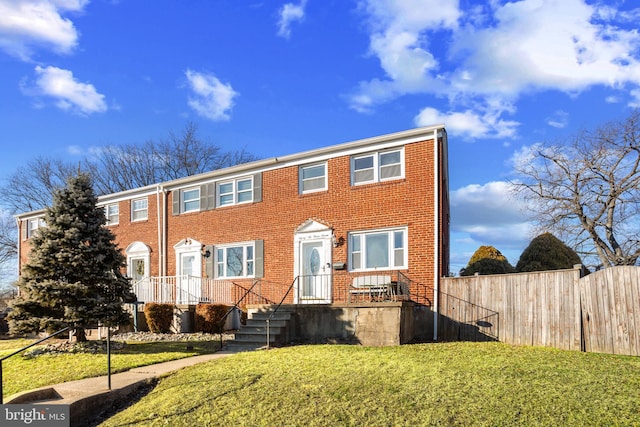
[16,125,449,346]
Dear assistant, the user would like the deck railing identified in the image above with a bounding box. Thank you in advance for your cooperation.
[132,271,423,307]
[132,276,235,305]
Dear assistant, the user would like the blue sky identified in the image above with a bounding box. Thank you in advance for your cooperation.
[1,0,640,274]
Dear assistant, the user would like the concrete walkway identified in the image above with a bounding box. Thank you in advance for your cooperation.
[5,347,246,426]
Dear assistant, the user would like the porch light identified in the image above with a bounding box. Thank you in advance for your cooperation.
[332,235,345,247]
[201,244,211,258]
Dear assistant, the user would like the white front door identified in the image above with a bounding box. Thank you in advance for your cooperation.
[298,238,332,303]
[130,258,146,282]
[174,238,202,304]
[180,252,196,276]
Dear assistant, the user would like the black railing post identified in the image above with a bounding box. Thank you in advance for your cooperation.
[107,326,111,390]
[266,276,299,349]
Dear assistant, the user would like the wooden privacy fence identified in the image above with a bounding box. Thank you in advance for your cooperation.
[439,265,640,356]
[580,266,640,356]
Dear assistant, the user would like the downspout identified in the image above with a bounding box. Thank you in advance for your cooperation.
[157,185,166,277]
[163,187,168,277]
[15,218,21,285]
[433,127,440,342]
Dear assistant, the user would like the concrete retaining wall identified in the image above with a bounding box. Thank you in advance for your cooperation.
[279,302,435,346]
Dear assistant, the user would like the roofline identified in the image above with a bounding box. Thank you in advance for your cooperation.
[15,124,446,218]
[162,124,445,189]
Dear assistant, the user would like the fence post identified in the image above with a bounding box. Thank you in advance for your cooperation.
[574,264,586,352]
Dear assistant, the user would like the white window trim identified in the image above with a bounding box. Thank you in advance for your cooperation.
[348,226,408,272]
[182,187,201,213]
[299,162,328,194]
[105,203,119,226]
[351,147,404,186]
[27,218,46,238]
[131,198,148,222]
[216,176,254,207]
[215,241,256,279]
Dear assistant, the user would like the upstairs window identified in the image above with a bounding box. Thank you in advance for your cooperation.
[182,187,200,213]
[172,183,216,215]
[349,227,407,271]
[105,203,119,226]
[299,163,327,194]
[27,218,45,238]
[351,148,404,185]
[217,177,254,207]
[131,198,148,222]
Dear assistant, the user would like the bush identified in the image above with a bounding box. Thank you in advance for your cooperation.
[460,258,515,276]
[195,304,232,333]
[460,245,515,276]
[516,232,582,272]
[144,303,174,333]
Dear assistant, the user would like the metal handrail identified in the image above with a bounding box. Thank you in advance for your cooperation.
[215,280,261,348]
[0,327,71,404]
[397,270,429,304]
[266,276,299,349]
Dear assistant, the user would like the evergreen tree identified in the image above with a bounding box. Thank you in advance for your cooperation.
[8,173,135,341]
[460,245,515,276]
[516,232,582,272]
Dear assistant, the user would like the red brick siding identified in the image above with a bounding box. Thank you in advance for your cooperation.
[18,136,447,305]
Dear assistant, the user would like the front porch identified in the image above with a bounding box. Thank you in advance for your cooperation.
[131,271,431,306]
[130,272,435,347]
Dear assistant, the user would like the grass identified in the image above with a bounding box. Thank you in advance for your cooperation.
[98,342,640,427]
[0,337,220,399]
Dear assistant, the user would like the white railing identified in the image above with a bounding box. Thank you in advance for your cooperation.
[132,276,234,305]
[296,274,332,304]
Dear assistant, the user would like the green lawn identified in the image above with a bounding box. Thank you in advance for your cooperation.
[99,342,640,427]
[0,337,220,399]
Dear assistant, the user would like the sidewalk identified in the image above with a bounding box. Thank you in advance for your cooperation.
[5,347,245,426]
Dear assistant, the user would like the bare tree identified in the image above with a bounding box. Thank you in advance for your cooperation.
[1,122,259,211]
[91,122,259,194]
[0,211,18,288]
[511,110,640,268]
[0,156,77,214]
[0,122,259,284]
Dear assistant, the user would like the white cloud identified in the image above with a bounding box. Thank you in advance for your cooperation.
[350,0,640,139]
[359,0,460,33]
[277,0,307,39]
[630,89,640,108]
[448,181,535,271]
[185,69,238,121]
[67,145,83,155]
[348,0,459,112]
[450,181,533,244]
[0,0,88,60]
[545,110,569,129]
[414,106,519,139]
[450,0,640,96]
[28,65,107,115]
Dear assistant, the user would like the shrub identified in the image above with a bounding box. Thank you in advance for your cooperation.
[460,246,515,276]
[460,258,515,276]
[516,232,582,272]
[195,304,232,333]
[144,303,174,333]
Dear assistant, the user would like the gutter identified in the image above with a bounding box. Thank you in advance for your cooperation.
[433,127,440,342]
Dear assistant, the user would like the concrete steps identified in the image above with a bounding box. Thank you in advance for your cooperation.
[225,308,291,351]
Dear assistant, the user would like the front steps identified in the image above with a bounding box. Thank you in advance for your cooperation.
[225,308,292,351]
